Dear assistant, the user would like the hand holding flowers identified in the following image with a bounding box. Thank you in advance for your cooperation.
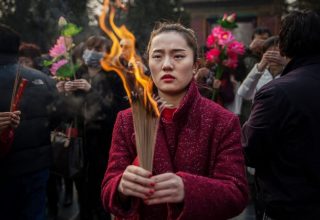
[205,13,245,100]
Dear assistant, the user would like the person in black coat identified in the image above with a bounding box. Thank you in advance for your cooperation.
[242,10,320,220]
[0,24,57,220]
[56,36,128,220]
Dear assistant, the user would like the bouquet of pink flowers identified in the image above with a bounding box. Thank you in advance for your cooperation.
[44,17,82,79]
[205,13,245,100]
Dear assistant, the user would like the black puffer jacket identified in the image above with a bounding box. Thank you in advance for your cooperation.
[0,61,57,176]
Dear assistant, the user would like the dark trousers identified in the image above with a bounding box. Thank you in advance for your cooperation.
[74,131,111,220]
[0,169,49,220]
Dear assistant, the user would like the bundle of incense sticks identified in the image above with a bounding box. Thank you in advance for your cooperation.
[10,64,28,112]
[130,91,167,171]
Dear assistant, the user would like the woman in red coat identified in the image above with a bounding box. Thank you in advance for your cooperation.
[101,23,248,220]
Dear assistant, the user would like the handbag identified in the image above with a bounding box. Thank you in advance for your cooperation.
[50,123,84,178]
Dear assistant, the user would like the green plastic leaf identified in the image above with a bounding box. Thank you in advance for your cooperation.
[43,60,54,67]
[61,23,82,37]
[217,19,238,29]
[56,63,76,78]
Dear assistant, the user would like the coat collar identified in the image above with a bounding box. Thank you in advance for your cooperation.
[166,79,200,122]
[282,55,320,77]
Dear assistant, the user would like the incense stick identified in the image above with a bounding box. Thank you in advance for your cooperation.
[132,102,159,171]
[10,64,21,111]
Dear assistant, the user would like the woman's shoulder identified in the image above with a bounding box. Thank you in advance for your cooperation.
[117,107,133,122]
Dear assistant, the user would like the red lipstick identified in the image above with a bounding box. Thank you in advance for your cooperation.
[161,74,175,81]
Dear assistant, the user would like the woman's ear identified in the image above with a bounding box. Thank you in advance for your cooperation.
[193,58,200,75]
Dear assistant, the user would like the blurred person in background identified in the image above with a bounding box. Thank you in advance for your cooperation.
[0,23,57,220]
[57,35,128,220]
[239,27,272,124]
[238,36,287,101]
[18,42,42,69]
[242,10,320,220]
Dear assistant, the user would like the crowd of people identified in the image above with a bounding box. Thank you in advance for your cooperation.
[0,9,319,220]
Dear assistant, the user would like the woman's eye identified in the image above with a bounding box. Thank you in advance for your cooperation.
[152,54,162,59]
[174,54,185,60]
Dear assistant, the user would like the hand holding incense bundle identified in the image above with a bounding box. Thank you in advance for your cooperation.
[0,65,27,157]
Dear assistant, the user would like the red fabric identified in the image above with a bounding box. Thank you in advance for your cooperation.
[65,127,78,138]
[162,108,176,122]
[101,81,248,220]
[0,128,14,158]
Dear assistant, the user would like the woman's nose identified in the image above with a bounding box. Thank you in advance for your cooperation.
[162,56,173,71]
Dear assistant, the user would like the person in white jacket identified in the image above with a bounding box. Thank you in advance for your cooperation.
[238,36,287,101]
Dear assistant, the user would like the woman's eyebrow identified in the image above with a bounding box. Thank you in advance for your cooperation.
[152,48,187,53]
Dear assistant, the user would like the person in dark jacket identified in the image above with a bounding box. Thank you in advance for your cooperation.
[0,24,57,220]
[57,36,128,220]
[242,10,320,219]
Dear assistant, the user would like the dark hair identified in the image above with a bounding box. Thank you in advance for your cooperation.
[19,43,41,59]
[72,42,85,63]
[0,24,21,55]
[85,36,111,52]
[279,10,320,58]
[146,22,198,63]
[251,27,272,40]
[262,36,279,53]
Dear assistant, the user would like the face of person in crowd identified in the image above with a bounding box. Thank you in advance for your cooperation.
[250,33,271,55]
[148,31,196,98]
[120,39,134,61]
[19,56,34,68]
[82,44,106,68]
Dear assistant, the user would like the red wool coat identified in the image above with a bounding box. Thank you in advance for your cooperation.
[101,81,248,220]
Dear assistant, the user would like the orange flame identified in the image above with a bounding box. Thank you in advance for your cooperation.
[99,0,159,117]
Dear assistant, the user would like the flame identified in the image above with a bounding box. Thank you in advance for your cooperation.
[99,0,159,117]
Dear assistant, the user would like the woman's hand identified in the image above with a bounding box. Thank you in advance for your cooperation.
[265,50,286,66]
[213,79,222,89]
[145,173,185,205]
[118,165,155,200]
[64,81,77,92]
[0,111,21,132]
[257,51,271,72]
[10,111,21,128]
[72,79,91,92]
[56,81,66,93]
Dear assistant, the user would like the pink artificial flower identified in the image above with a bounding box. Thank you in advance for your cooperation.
[206,35,216,47]
[227,41,245,56]
[223,57,238,69]
[217,30,235,46]
[211,26,224,38]
[50,59,68,76]
[206,48,221,63]
[49,36,67,58]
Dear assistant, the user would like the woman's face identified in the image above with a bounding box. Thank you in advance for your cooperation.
[148,32,195,97]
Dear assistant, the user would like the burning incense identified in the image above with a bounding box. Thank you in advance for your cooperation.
[99,0,161,171]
